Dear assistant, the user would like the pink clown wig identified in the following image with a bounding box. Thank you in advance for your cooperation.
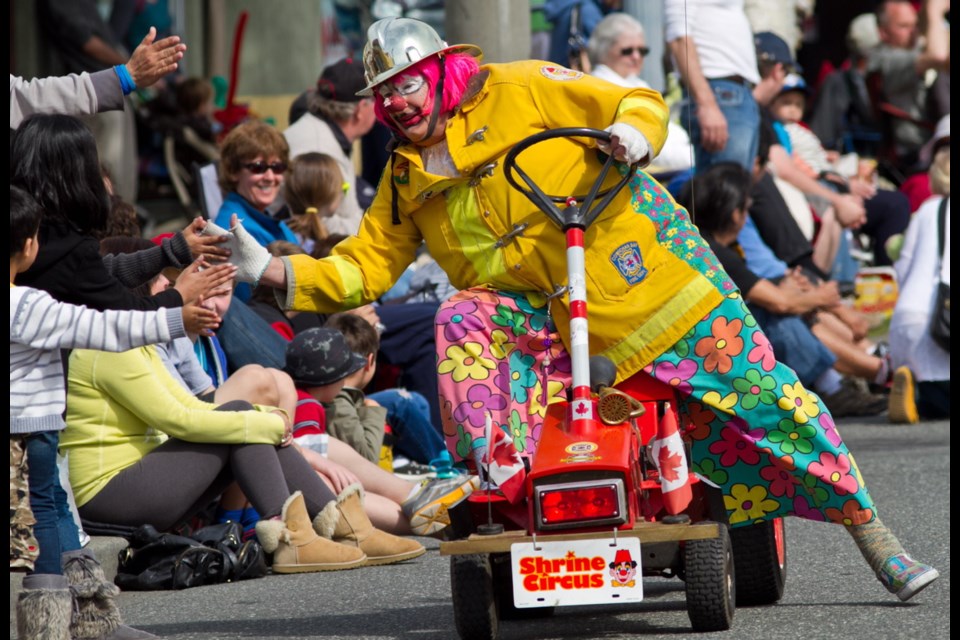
[373,52,481,138]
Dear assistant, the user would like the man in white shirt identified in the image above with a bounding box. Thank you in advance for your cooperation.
[664,0,761,172]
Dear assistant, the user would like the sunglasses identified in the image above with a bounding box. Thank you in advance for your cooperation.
[620,46,651,57]
[242,161,287,174]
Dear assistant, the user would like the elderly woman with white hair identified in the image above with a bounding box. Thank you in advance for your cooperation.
[587,12,693,175]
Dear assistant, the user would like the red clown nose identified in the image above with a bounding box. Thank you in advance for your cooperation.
[385,94,407,112]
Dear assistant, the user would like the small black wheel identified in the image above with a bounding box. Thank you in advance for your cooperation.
[450,554,499,640]
[684,524,735,632]
[491,553,556,620]
[730,517,787,606]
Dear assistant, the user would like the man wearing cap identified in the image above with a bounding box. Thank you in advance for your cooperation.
[753,31,869,232]
[284,58,378,236]
[665,0,761,172]
[754,31,912,269]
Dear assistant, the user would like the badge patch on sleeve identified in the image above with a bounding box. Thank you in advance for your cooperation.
[610,241,648,285]
[539,65,583,81]
[393,159,410,185]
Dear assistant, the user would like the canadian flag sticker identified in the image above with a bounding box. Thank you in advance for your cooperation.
[570,400,594,421]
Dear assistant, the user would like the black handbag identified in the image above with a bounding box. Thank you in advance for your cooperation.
[116,522,267,591]
[931,197,950,351]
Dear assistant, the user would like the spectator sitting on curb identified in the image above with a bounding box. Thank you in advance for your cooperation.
[284,328,477,536]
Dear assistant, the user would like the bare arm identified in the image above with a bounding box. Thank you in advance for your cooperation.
[667,35,727,152]
[917,0,950,73]
[768,145,867,228]
[745,279,839,316]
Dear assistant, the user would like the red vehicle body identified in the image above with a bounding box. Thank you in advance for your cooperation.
[439,129,785,640]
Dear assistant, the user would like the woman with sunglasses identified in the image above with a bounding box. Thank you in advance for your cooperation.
[214,120,297,250]
[587,12,693,176]
[587,12,650,87]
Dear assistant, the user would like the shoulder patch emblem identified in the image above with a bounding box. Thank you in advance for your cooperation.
[539,65,583,81]
[610,241,648,285]
[393,159,409,185]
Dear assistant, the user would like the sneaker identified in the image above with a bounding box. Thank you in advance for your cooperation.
[888,366,920,424]
[429,450,461,479]
[393,460,437,481]
[401,475,480,536]
[821,378,888,418]
[878,553,939,601]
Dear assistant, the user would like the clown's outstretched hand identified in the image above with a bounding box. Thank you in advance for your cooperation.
[201,217,272,286]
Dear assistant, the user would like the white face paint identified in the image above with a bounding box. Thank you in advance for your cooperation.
[378,73,426,99]
[375,71,446,145]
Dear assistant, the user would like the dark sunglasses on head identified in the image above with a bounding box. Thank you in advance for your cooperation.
[620,46,651,57]
[243,161,287,174]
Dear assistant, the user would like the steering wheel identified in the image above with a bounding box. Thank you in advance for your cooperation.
[503,127,642,229]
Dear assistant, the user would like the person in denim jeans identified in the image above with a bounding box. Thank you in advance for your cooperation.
[368,387,446,465]
[665,0,761,173]
[325,313,446,466]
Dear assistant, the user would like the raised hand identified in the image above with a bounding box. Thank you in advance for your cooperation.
[181,296,221,336]
[183,217,231,263]
[173,258,237,304]
[125,27,187,89]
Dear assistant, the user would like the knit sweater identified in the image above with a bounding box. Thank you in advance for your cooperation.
[17,221,185,311]
[10,284,185,434]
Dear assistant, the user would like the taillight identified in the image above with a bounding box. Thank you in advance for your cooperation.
[535,479,627,530]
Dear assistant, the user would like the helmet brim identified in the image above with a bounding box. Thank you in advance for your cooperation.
[357,44,483,97]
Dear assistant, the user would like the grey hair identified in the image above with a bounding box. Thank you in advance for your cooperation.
[308,94,360,123]
[587,13,646,65]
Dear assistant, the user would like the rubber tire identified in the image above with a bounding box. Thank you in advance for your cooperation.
[684,525,735,632]
[730,517,787,606]
[450,554,499,640]
[491,553,556,620]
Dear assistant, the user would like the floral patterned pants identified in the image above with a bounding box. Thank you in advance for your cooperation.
[435,288,876,527]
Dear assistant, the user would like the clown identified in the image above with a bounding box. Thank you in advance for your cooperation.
[609,549,638,588]
[240,17,937,602]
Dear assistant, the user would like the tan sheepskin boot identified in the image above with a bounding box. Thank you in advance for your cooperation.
[255,491,366,573]
[314,483,426,567]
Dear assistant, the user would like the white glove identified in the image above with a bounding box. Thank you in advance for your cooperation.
[201,220,271,285]
[600,122,651,166]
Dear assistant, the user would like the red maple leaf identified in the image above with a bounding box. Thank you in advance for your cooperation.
[658,448,684,483]
[491,436,520,468]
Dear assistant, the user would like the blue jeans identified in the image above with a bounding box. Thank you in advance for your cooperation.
[217,298,287,373]
[681,79,760,173]
[750,309,836,387]
[25,431,80,574]
[368,389,446,464]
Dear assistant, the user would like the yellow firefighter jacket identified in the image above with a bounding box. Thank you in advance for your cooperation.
[282,60,722,381]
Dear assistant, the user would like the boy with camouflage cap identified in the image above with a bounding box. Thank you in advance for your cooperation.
[284,327,477,536]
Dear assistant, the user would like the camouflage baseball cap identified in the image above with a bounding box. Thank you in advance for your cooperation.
[283,328,367,387]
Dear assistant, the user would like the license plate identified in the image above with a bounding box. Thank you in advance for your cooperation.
[510,537,643,608]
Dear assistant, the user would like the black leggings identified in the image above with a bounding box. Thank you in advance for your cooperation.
[78,403,335,531]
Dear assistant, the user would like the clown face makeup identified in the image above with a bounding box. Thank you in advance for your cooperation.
[376,72,447,145]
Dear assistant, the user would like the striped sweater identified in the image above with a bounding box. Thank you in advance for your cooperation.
[9,284,185,434]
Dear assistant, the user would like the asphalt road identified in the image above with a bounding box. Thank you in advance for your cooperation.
[12,418,950,640]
